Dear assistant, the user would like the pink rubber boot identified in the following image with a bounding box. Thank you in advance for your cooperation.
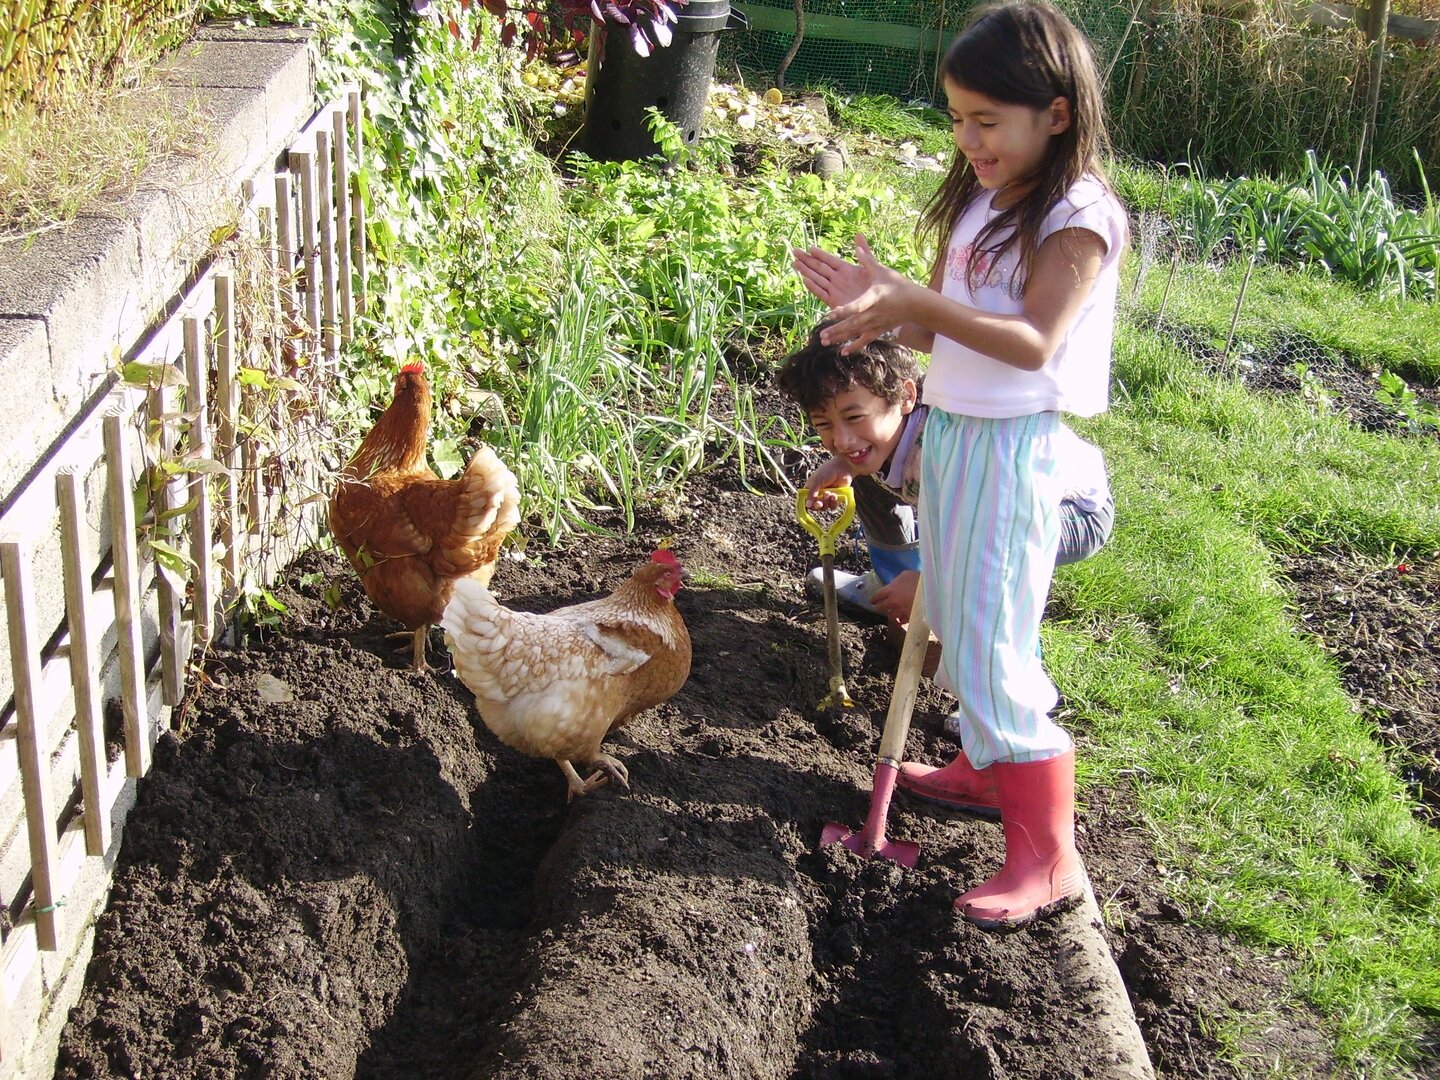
[955,750,1086,928]
[897,750,1000,818]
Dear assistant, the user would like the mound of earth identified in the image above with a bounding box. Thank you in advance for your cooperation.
[54,461,1356,1079]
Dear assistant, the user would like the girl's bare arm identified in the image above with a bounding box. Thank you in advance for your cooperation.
[823,229,1106,370]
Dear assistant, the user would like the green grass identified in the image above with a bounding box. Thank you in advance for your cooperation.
[1050,322,1440,1074]
[823,90,953,159]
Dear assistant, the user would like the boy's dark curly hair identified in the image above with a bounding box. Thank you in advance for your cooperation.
[774,320,920,414]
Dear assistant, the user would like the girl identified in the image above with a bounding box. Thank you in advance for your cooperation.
[793,0,1127,929]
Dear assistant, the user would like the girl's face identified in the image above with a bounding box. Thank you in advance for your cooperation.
[808,381,918,478]
[944,77,1071,207]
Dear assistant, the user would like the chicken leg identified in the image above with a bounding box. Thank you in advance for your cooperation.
[385,627,431,671]
[558,755,630,800]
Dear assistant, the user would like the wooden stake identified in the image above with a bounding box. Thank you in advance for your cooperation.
[348,89,367,315]
[1223,252,1257,369]
[1,540,62,951]
[274,171,302,367]
[183,313,216,648]
[315,127,338,365]
[1354,0,1391,177]
[103,408,150,777]
[1158,253,1179,321]
[56,467,110,856]
[214,272,243,592]
[149,384,185,707]
[290,148,322,360]
[332,108,354,341]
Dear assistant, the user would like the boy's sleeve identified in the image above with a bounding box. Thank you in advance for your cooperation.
[852,476,917,550]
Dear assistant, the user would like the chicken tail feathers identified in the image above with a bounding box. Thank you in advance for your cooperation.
[440,576,502,638]
[452,445,521,540]
[440,578,513,700]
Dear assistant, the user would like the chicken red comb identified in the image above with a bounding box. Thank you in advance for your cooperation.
[650,549,680,566]
[399,361,425,376]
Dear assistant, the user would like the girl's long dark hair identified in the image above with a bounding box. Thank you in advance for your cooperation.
[920,1,1113,296]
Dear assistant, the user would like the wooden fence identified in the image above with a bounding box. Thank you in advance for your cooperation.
[0,85,365,1067]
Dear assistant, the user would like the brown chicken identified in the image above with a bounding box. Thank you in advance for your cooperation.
[328,360,521,670]
[440,550,691,799]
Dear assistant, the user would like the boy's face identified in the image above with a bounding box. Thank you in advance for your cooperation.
[808,380,917,478]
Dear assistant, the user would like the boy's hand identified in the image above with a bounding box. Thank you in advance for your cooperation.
[870,570,919,624]
[805,458,856,510]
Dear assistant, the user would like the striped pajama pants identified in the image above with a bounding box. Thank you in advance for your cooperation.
[918,408,1074,769]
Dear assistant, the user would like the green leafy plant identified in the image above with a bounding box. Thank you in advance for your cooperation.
[1153,152,1440,298]
[1375,370,1440,433]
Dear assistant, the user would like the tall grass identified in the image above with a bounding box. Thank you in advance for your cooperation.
[0,76,209,235]
[1,0,201,122]
[488,266,641,538]
[1070,0,1440,197]
[483,236,804,542]
[1119,152,1440,301]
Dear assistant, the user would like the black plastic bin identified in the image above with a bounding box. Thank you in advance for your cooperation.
[574,0,741,163]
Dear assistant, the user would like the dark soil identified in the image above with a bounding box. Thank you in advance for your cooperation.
[52,397,1436,1079]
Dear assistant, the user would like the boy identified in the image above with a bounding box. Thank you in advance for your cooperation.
[776,319,1114,635]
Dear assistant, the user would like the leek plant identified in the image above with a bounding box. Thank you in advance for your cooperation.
[1154,153,1440,299]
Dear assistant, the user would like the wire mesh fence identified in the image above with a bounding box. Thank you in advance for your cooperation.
[720,0,1440,192]
[1119,212,1440,439]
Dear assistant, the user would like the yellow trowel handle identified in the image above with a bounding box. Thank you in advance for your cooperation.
[795,486,857,558]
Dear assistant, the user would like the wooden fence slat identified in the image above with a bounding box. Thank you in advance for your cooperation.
[0,86,374,1077]
[1,541,61,952]
[102,409,150,777]
[183,313,217,648]
[315,127,338,365]
[332,109,354,340]
[348,89,367,316]
[290,149,322,360]
[274,172,302,366]
[148,385,185,708]
[55,468,109,857]
[213,272,242,593]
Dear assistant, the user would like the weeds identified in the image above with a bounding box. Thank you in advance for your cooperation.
[0,77,210,237]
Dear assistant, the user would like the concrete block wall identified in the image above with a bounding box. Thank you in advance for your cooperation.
[0,24,320,1080]
[0,23,315,740]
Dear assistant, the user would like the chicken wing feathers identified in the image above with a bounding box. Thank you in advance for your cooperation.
[441,578,651,702]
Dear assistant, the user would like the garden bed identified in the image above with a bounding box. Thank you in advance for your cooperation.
[49,447,1403,1078]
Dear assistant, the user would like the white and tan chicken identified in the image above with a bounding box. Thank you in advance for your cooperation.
[440,550,691,799]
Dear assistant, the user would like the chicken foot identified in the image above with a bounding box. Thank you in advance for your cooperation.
[558,755,630,800]
[384,627,431,671]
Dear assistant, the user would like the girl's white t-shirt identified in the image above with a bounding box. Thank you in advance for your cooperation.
[924,176,1127,419]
